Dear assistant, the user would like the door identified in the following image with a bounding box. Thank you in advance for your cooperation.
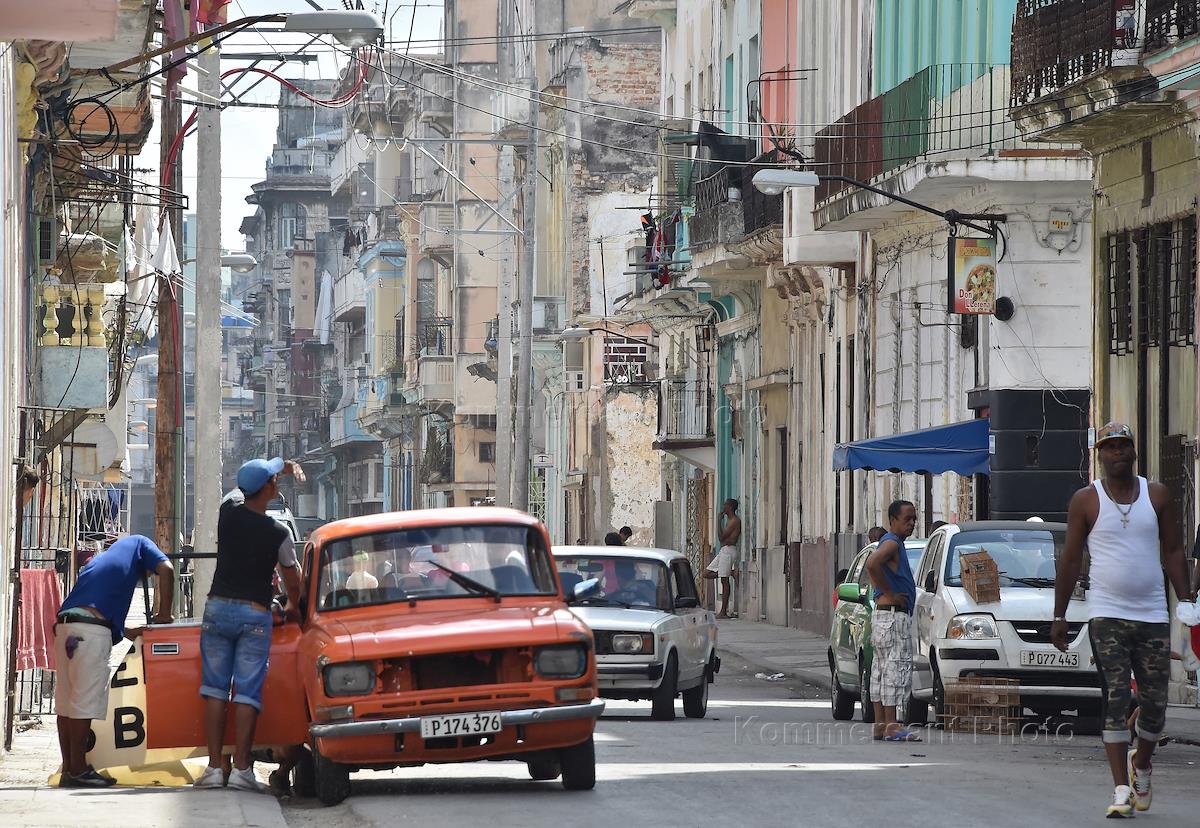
[912,533,945,694]
[833,548,869,686]
[141,621,308,750]
[672,559,709,684]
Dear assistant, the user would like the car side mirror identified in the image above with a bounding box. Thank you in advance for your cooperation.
[674,596,700,610]
[570,577,601,602]
[836,583,865,604]
[924,571,937,593]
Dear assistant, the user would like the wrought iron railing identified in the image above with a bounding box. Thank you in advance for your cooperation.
[1011,0,1128,107]
[742,151,785,235]
[657,378,713,441]
[1146,0,1200,50]
[418,317,452,355]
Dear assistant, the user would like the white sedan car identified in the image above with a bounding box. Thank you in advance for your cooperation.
[908,521,1100,724]
[553,546,719,721]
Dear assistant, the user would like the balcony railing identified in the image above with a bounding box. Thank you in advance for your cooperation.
[816,63,1018,201]
[1146,0,1200,51]
[657,379,713,442]
[1010,0,1133,107]
[418,317,452,356]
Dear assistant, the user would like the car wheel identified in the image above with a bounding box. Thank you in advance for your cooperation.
[651,652,678,721]
[292,747,316,798]
[905,693,929,726]
[830,653,855,721]
[559,737,596,791]
[682,663,710,718]
[931,656,946,726]
[312,739,351,806]
[858,655,875,724]
[527,758,561,781]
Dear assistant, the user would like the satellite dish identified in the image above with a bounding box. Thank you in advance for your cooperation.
[63,421,119,478]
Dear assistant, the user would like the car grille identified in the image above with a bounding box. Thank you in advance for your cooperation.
[593,631,617,656]
[961,669,1100,689]
[1009,620,1085,645]
[397,648,533,691]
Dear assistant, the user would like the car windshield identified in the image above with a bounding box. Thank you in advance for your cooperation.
[944,529,1064,588]
[318,523,558,610]
[904,543,926,573]
[555,555,672,611]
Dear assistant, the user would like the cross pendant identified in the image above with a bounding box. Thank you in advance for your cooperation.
[1121,515,1130,529]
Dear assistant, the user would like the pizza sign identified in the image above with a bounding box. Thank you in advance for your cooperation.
[947,236,997,315]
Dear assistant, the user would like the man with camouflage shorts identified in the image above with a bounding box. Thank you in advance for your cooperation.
[1055,423,1196,818]
[865,500,921,742]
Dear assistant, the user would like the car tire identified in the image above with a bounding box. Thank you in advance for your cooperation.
[312,739,351,806]
[682,663,710,718]
[651,653,678,721]
[905,693,929,726]
[292,747,316,798]
[527,758,561,781]
[830,653,855,721]
[858,655,875,724]
[559,737,596,791]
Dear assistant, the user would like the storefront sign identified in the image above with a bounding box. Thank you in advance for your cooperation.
[947,236,997,316]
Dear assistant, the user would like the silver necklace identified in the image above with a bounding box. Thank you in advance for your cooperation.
[1102,479,1137,529]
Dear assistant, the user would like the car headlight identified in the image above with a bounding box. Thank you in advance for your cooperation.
[611,633,654,654]
[323,661,376,696]
[534,644,588,679]
[947,614,998,641]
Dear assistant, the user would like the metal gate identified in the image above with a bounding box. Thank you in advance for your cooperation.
[685,473,710,606]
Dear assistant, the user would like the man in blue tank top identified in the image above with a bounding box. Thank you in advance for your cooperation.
[865,499,920,742]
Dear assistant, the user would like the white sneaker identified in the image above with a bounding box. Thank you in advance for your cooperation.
[1127,749,1152,812]
[227,766,271,794]
[193,765,225,788]
[1106,785,1134,819]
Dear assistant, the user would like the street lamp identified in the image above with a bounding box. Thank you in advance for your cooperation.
[560,324,658,350]
[283,10,383,47]
[751,169,1005,235]
[221,253,257,273]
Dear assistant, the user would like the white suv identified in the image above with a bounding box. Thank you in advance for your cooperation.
[907,521,1100,724]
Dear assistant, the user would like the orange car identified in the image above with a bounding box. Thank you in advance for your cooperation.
[141,508,604,804]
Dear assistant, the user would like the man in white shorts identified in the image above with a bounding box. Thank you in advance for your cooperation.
[54,534,173,787]
[704,498,741,618]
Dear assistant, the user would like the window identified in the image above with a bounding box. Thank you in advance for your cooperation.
[603,336,649,384]
[279,203,307,248]
[672,560,699,604]
[374,461,384,497]
[479,442,496,463]
[1106,232,1133,355]
[1168,215,1196,346]
[777,426,788,545]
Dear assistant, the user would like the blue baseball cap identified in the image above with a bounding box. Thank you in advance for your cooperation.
[237,457,285,495]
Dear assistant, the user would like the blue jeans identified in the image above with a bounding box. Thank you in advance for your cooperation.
[199,597,272,711]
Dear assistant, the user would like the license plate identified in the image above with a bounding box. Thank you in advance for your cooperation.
[1020,650,1079,668]
[419,711,503,739]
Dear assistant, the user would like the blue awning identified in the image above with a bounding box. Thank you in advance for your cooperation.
[833,419,990,476]
[222,314,257,329]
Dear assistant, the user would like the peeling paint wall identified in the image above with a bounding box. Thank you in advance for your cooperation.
[602,388,661,546]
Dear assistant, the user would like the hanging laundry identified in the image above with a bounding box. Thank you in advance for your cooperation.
[17,568,63,671]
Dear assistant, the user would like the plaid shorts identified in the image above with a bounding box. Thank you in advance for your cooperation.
[870,609,914,708]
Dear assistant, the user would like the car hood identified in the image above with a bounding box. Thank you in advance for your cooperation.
[317,604,587,661]
[943,586,1089,622]
[568,605,665,632]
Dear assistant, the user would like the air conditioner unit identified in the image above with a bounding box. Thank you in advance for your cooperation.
[564,370,585,392]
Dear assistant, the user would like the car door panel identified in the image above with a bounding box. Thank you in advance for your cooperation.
[142,621,308,750]
[672,560,707,682]
[912,536,944,692]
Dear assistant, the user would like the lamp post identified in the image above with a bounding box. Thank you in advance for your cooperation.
[750,170,1006,235]
[188,11,381,617]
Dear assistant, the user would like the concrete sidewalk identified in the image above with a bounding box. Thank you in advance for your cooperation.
[0,722,286,828]
[713,617,1200,744]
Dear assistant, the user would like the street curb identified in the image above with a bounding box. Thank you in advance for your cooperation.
[716,645,832,692]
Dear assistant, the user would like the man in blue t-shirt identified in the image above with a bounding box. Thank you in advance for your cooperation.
[865,500,921,742]
[54,534,173,787]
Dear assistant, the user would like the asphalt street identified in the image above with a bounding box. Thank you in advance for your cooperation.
[279,653,1200,828]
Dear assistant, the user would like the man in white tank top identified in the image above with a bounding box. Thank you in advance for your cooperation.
[1054,422,1196,818]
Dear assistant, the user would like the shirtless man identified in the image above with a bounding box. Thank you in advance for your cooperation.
[704,499,741,618]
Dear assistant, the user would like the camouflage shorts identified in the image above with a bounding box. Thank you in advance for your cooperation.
[1089,617,1170,744]
[870,609,913,708]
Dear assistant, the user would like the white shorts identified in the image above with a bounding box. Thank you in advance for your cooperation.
[706,546,737,578]
[53,622,113,721]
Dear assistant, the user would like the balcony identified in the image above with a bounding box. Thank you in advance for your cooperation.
[419,71,453,129]
[265,147,335,181]
[653,378,715,471]
[419,202,455,255]
[493,83,532,139]
[1009,0,1165,142]
[417,355,454,407]
[332,268,366,323]
[688,166,744,250]
[418,317,452,356]
[532,297,564,335]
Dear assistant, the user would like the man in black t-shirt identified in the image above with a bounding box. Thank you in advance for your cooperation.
[194,457,303,793]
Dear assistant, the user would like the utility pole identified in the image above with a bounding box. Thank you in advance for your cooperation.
[512,76,538,512]
[494,146,516,506]
[155,92,182,570]
[191,39,222,614]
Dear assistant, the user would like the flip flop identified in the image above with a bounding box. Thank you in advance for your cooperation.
[883,730,923,742]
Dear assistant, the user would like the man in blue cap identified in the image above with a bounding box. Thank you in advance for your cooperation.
[194,457,303,792]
